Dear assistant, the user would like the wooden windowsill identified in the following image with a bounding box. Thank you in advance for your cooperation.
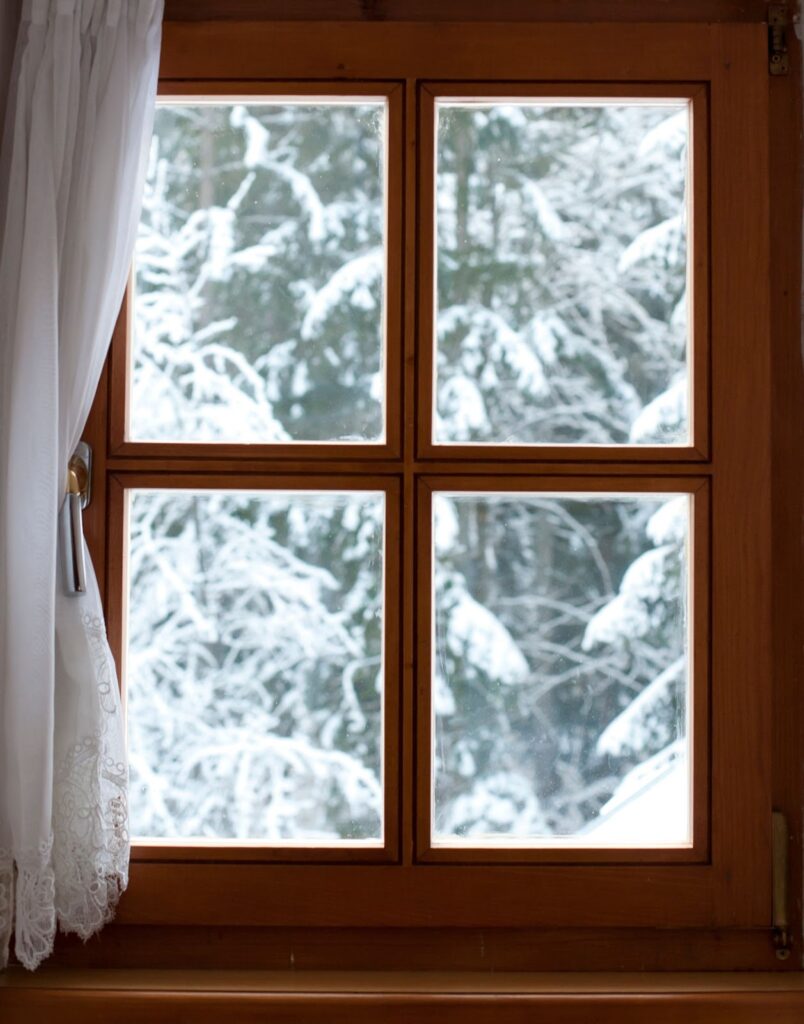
[2,969,803,1023]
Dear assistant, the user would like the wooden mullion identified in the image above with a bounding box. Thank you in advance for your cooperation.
[401,76,418,867]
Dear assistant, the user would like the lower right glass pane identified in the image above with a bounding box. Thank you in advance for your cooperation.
[432,491,691,846]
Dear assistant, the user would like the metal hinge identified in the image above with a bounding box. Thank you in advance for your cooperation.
[769,4,790,75]
[772,810,792,960]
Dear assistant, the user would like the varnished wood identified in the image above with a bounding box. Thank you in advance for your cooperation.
[4,969,803,991]
[708,24,772,927]
[416,83,710,463]
[71,13,797,968]
[159,22,716,82]
[415,476,710,866]
[112,861,743,928]
[768,24,804,943]
[1,970,802,1024]
[162,2,770,24]
[107,473,402,865]
[688,81,710,460]
[109,81,404,462]
[104,20,771,927]
[104,457,718,475]
[41,924,796,972]
[80,362,109,606]
[401,77,417,869]
[2,989,801,1024]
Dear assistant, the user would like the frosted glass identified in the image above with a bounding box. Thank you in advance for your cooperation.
[435,101,690,446]
[432,492,690,845]
[126,489,385,842]
[130,102,386,443]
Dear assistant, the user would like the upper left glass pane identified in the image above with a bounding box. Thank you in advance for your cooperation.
[129,99,387,443]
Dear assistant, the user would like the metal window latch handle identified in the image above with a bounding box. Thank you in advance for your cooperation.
[62,442,92,595]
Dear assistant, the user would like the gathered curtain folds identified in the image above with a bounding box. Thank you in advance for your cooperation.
[0,0,162,970]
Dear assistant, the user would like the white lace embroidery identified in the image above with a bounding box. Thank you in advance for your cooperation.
[0,850,15,969]
[0,612,129,970]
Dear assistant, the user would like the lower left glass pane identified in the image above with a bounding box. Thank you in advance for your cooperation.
[125,488,385,844]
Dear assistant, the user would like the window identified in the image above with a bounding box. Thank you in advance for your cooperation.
[81,19,793,969]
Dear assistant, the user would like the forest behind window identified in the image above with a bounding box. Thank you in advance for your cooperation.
[126,98,692,846]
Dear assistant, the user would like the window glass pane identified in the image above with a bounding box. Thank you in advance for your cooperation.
[435,100,690,446]
[433,492,690,845]
[131,100,387,443]
[126,489,385,842]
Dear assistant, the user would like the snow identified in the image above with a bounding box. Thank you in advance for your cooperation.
[629,378,687,444]
[583,544,677,649]
[434,496,460,552]
[597,657,685,756]
[618,214,684,274]
[523,181,568,242]
[436,374,489,437]
[127,100,693,843]
[444,588,529,686]
[268,161,327,243]
[128,490,386,841]
[231,105,270,166]
[524,313,563,366]
[582,592,651,651]
[639,109,688,159]
[621,544,675,603]
[231,105,326,240]
[433,672,457,716]
[436,305,549,440]
[301,249,383,340]
[437,772,548,839]
[204,207,236,281]
[435,101,689,446]
[585,743,689,844]
[132,102,385,444]
[647,496,688,547]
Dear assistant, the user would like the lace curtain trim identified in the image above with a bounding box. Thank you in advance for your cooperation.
[0,612,129,970]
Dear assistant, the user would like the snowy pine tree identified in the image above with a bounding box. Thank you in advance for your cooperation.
[128,99,691,842]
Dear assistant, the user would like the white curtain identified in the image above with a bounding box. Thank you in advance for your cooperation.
[0,0,162,970]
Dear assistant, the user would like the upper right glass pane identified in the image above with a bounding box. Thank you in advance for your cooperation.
[434,99,690,446]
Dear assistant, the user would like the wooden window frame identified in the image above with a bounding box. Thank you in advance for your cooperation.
[76,18,799,970]
[417,81,710,463]
[416,476,710,866]
[111,80,405,463]
[108,473,402,865]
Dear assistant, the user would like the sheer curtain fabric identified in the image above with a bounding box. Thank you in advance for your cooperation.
[0,0,162,970]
